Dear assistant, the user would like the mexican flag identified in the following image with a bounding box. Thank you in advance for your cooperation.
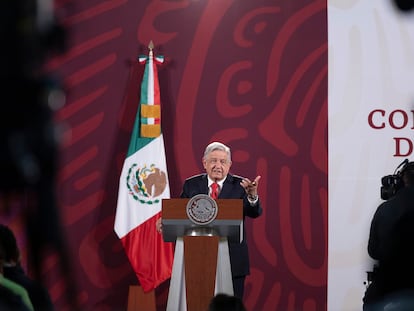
[114,43,174,292]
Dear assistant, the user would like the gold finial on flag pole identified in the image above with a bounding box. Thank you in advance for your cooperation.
[141,39,160,138]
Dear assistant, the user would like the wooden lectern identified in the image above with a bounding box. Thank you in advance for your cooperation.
[162,198,243,311]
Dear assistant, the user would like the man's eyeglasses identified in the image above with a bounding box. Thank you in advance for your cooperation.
[207,158,229,165]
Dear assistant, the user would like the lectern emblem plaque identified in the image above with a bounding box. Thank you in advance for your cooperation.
[186,194,218,225]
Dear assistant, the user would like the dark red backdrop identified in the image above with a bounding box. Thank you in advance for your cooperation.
[5,0,328,310]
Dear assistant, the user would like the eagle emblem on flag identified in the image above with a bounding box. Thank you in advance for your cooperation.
[126,163,167,204]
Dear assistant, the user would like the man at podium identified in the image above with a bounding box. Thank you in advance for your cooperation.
[179,141,263,299]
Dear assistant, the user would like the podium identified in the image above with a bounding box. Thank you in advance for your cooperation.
[162,197,243,311]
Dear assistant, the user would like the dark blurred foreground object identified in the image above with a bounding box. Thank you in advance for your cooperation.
[0,224,54,311]
[364,290,414,311]
[207,293,247,311]
[0,0,79,310]
[0,0,65,191]
[364,161,414,310]
[393,0,414,11]
[0,284,32,311]
[0,238,33,310]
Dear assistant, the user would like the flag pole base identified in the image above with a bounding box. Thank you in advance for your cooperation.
[127,285,156,311]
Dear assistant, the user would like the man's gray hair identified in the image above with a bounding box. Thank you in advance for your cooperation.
[203,142,231,162]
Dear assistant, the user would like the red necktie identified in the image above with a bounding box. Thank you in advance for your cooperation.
[211,182,219,199]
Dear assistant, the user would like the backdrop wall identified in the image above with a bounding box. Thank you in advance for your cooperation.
[4,1,329,310]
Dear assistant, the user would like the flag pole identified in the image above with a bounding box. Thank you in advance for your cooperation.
[118,40,173,311]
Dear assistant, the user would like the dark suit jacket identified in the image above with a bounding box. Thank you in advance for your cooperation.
[180,173,262,277]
